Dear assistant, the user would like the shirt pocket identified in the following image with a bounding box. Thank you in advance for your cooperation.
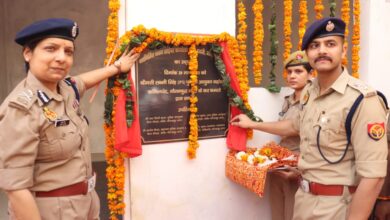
[38,121,81,161]
[313,113,347,152]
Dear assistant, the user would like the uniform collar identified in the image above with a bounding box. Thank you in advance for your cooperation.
[310,67,350,96]
[285,93,299,106]
[330,67,350,95]
[26,72,64,105]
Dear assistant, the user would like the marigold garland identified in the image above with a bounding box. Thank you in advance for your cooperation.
[283,0,293,80]
[351,0,360,78]
[341,0,350,66]
[314,0,324,20]
[104,0,126,219]
[298,0,308,49]
[187,44,200,159]
[252,0,264,85]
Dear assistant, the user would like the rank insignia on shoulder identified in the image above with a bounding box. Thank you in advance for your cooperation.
[367,122,385,141]
[43,107,57,122]
[302,92,310,105]
[54,119,70,127]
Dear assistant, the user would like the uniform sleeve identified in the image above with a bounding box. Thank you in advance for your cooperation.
[0,105,39,190]
[352,95,388,178]
[379,118,390,196]
[71,76,86,98]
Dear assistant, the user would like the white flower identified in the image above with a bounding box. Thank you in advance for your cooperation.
[254,150,261,157]
[235,151,247,160]
[258,157,278,167]
[247,155,255,165]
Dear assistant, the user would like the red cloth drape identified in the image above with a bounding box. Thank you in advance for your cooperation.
[114,71,142,157]
[220,42,247,151]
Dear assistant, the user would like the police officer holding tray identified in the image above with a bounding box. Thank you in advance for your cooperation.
[232,17,388,220]
[0,18,139,219]
[269,50,312,220]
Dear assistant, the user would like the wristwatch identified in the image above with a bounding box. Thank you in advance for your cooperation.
[113,60,121,72]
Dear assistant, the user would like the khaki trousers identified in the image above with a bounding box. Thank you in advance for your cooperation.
[9,190,100,220]
[269,173,299,220]
[293,187,353,220]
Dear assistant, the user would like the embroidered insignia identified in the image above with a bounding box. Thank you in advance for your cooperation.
[326,21,335,32]
[43,107,57,122]
[302,92,310,105]
[296,54,303,60]
[367,122,385,141]
[72,22,78,38]
[37,90,51,105]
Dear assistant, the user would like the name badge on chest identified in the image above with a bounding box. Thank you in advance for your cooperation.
[54,119,70,127]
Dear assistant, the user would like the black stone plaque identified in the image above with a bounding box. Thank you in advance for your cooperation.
[136,45,229,144]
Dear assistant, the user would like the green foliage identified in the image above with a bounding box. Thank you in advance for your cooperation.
[211,44,262,122]
[329,0,336,17]
[267,0,281,93]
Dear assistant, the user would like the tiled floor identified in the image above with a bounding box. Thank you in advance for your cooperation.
[0,161,111,219]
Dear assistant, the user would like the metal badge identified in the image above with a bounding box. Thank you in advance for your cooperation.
[302,92,310,105]
[300,179,310,193]
[43,107,57,122]
[326,21,335,32]
[87,174,96,193]
[54,119,70,127]
[72,22,78,38]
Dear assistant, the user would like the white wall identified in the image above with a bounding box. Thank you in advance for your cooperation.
[120,1,390,219]
[360,0,390,98]
[122,1,283,219]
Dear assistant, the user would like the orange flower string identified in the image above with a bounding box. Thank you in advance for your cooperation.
[298,0,308,49]
[314,0,324,20]
[187,44,199,159]
[351,0,360,78]
[283,0,293,80]
[341,0,350,66]
[252,0,264,85]
[105,0,120,65]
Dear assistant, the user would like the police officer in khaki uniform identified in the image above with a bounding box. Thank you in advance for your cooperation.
[0,18,140,220]
[269,51,312,220]
[231,17,388,220]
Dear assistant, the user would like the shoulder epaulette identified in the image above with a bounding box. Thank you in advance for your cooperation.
[348,78,376,98]
[64,77,80,102]
[8,89,37,111]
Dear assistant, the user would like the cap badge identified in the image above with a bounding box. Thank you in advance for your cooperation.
[296,54,303,60]
[71,22,78,38]
[326,21,335,32]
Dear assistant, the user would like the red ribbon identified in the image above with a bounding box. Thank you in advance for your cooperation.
[114,71,142,157]
[220,42,247,151]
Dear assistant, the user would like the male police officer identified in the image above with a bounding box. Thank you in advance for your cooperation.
[231,17,388,219]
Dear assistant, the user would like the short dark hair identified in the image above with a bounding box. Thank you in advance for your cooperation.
[303,63,313,73]
[23,38,43,73]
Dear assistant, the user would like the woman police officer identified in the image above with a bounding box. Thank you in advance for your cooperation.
[269,50,312,220]
[0,18,139,219]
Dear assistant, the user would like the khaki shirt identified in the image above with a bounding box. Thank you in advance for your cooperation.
[0,73,92,191]
[293,68,388,186]
[279,93,300,153]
